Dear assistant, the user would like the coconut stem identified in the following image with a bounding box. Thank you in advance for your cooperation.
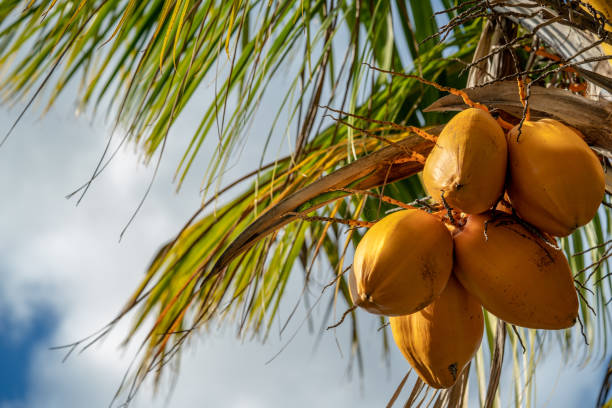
[287,212,375,228]
[440,190,457,226]
[523,45,579,75]
[363,63,520,132]
[333,188,419,210]
[405,125,438,143]
[363,63,492,112]
[517,77,531,122]
[326,305,357,330]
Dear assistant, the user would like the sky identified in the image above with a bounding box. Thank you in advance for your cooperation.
[0,4,611,408]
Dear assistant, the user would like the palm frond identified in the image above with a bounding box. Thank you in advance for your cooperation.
[98,36,480,399]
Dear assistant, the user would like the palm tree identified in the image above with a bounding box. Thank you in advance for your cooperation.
[1,0,611,406]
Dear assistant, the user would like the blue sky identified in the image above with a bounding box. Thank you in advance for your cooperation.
[0,310,56,403]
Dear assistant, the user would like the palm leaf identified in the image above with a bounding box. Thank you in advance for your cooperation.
[99,35,479,399]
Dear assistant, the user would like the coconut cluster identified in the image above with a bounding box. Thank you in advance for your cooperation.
[348,108,605,389]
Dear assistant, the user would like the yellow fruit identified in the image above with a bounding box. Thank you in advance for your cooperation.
[580,0,612,68]
[582,0,612,29]
[349,209,453,316]
[423,108,507,214]
[453,212,578,330]
[506,119,604,237]
[390,276,483,389]
[602,43,612,67]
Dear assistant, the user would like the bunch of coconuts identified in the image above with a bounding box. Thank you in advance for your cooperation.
[348,107,605,389]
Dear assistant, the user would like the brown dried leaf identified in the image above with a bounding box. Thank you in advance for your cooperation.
[483,320,507,408]
[575,67,612,94]
[425,82,612,151]
[387,372,412,408]
[210,129,441,275]
[404,378,426,408]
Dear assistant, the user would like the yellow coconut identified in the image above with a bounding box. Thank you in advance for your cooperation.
[506,119,605,237]
[390,276,483,389]
[423,108,507,214]
[453,212,578,329]
[349,209,453,316]
[580,0,612,68]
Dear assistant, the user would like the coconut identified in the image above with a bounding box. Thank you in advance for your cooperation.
[453,211,578,329]
[423,108,507,214]
[390,275,483,389]
[349,209,453,316]
[506,119,604,237]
